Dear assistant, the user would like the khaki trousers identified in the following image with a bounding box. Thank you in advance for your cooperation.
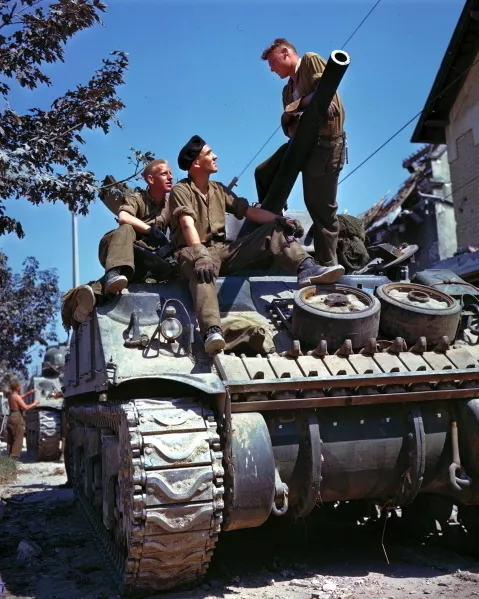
[178,223,309,335]
[255,137,346,267]
[7,411,25,459]
[98,224,137,273]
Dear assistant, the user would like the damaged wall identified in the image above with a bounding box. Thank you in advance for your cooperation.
[362,145,456,274]
[446,51,479,248]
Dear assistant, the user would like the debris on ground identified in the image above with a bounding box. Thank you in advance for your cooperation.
[2,447,479,599]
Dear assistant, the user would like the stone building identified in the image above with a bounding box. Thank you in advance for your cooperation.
[411,0,479,281]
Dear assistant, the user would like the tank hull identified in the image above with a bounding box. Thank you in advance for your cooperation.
[62,273,479,594]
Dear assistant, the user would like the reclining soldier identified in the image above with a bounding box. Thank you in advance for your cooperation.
[169,135,345,354]
[62,159,172,328]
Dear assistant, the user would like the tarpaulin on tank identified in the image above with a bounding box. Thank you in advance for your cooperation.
[221,312,276,355]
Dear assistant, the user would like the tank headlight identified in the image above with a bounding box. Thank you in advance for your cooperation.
[160,306,183,341]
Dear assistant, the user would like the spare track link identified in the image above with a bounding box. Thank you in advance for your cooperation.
[215,345,479,408]
[69,398,224,596]
[25,409,62,461]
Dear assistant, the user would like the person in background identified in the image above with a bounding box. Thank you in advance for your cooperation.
[7,381,39,460]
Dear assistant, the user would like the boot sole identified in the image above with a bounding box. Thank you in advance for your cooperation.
[299,266,345,288]
[73,286,96,323]
[105,276,128,295]
[205,338,226,354]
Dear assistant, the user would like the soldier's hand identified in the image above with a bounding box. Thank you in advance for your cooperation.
[145,225,169,248]
[275,216,305,239]
[284,99,301,113]
[195,255,217,284]
[327,101,339,120]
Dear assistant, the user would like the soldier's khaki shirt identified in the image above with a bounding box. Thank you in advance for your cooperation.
[282,52,345,137]
[119,189,170,230]
[169,178,249,248]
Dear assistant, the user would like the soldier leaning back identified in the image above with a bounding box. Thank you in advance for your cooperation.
[256,38,347,271]
[169,135,344,354]
[62,159,172,328]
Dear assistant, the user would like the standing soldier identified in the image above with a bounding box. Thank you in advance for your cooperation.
[7,381,39,460]
[61,159,173,328]
[257,38,347,271]
[169,135,344,353]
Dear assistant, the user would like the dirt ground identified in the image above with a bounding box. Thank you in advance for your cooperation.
[1,440,479,599]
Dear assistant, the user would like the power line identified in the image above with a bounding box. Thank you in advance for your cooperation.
[342,0,382,49]
[231,0,382,185]
[236,125,282,180]
[339,55,479,186]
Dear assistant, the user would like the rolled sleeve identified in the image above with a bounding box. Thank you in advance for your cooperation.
[219,184,250,220]
[169,187,197,222]
[154,202,171,229]
[118,193,140,217]
[172,205,196,220]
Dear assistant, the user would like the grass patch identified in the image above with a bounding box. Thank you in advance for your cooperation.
[0,455,17,485]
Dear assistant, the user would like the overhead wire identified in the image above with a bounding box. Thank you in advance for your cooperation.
[341,0,382,49]
[339,55,479,186]
[235,125,282,181]
[231,0,383,185]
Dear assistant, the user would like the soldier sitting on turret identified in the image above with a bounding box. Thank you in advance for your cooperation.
[169,135,344,354]
[62,159,172,329]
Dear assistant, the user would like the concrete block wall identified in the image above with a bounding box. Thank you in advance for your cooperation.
[446,52,479,248]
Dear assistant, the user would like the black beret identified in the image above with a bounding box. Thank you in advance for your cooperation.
[178,135,206,171]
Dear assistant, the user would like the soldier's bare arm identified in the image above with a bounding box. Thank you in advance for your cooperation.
[245,206,277,224]
[10,392,39,411]
[178,215,201,246]
[118,210,153,235]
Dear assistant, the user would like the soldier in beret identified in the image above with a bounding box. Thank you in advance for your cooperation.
[257,38,347,269]
[169,135,344,354]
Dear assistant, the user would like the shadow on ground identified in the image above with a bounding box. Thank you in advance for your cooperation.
[2,486,479,599]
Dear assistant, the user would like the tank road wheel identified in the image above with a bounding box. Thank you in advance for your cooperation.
[291,284,381,351]
[376,282,461,347]
[25,409,62,461]
[70,398,224,595]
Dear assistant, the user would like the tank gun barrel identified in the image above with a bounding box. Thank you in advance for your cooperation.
[241,49,350,235]
[263,49,350,213]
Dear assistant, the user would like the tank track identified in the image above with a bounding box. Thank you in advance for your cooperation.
[25,409,62,461]
[69,398,224,596]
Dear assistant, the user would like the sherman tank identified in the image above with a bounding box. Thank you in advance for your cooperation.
[25,343,68,461]
[62,50,479,595]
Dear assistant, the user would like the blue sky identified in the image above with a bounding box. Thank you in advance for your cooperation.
[1,0,464,365]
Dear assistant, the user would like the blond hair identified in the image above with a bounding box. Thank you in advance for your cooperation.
[142,159,168,181]
[10,380,21,392]
[261,38,298,60]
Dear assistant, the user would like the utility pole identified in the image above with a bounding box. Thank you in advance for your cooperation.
[72,212,79,287]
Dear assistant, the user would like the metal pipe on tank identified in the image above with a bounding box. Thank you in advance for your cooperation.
[239,49,350,235]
